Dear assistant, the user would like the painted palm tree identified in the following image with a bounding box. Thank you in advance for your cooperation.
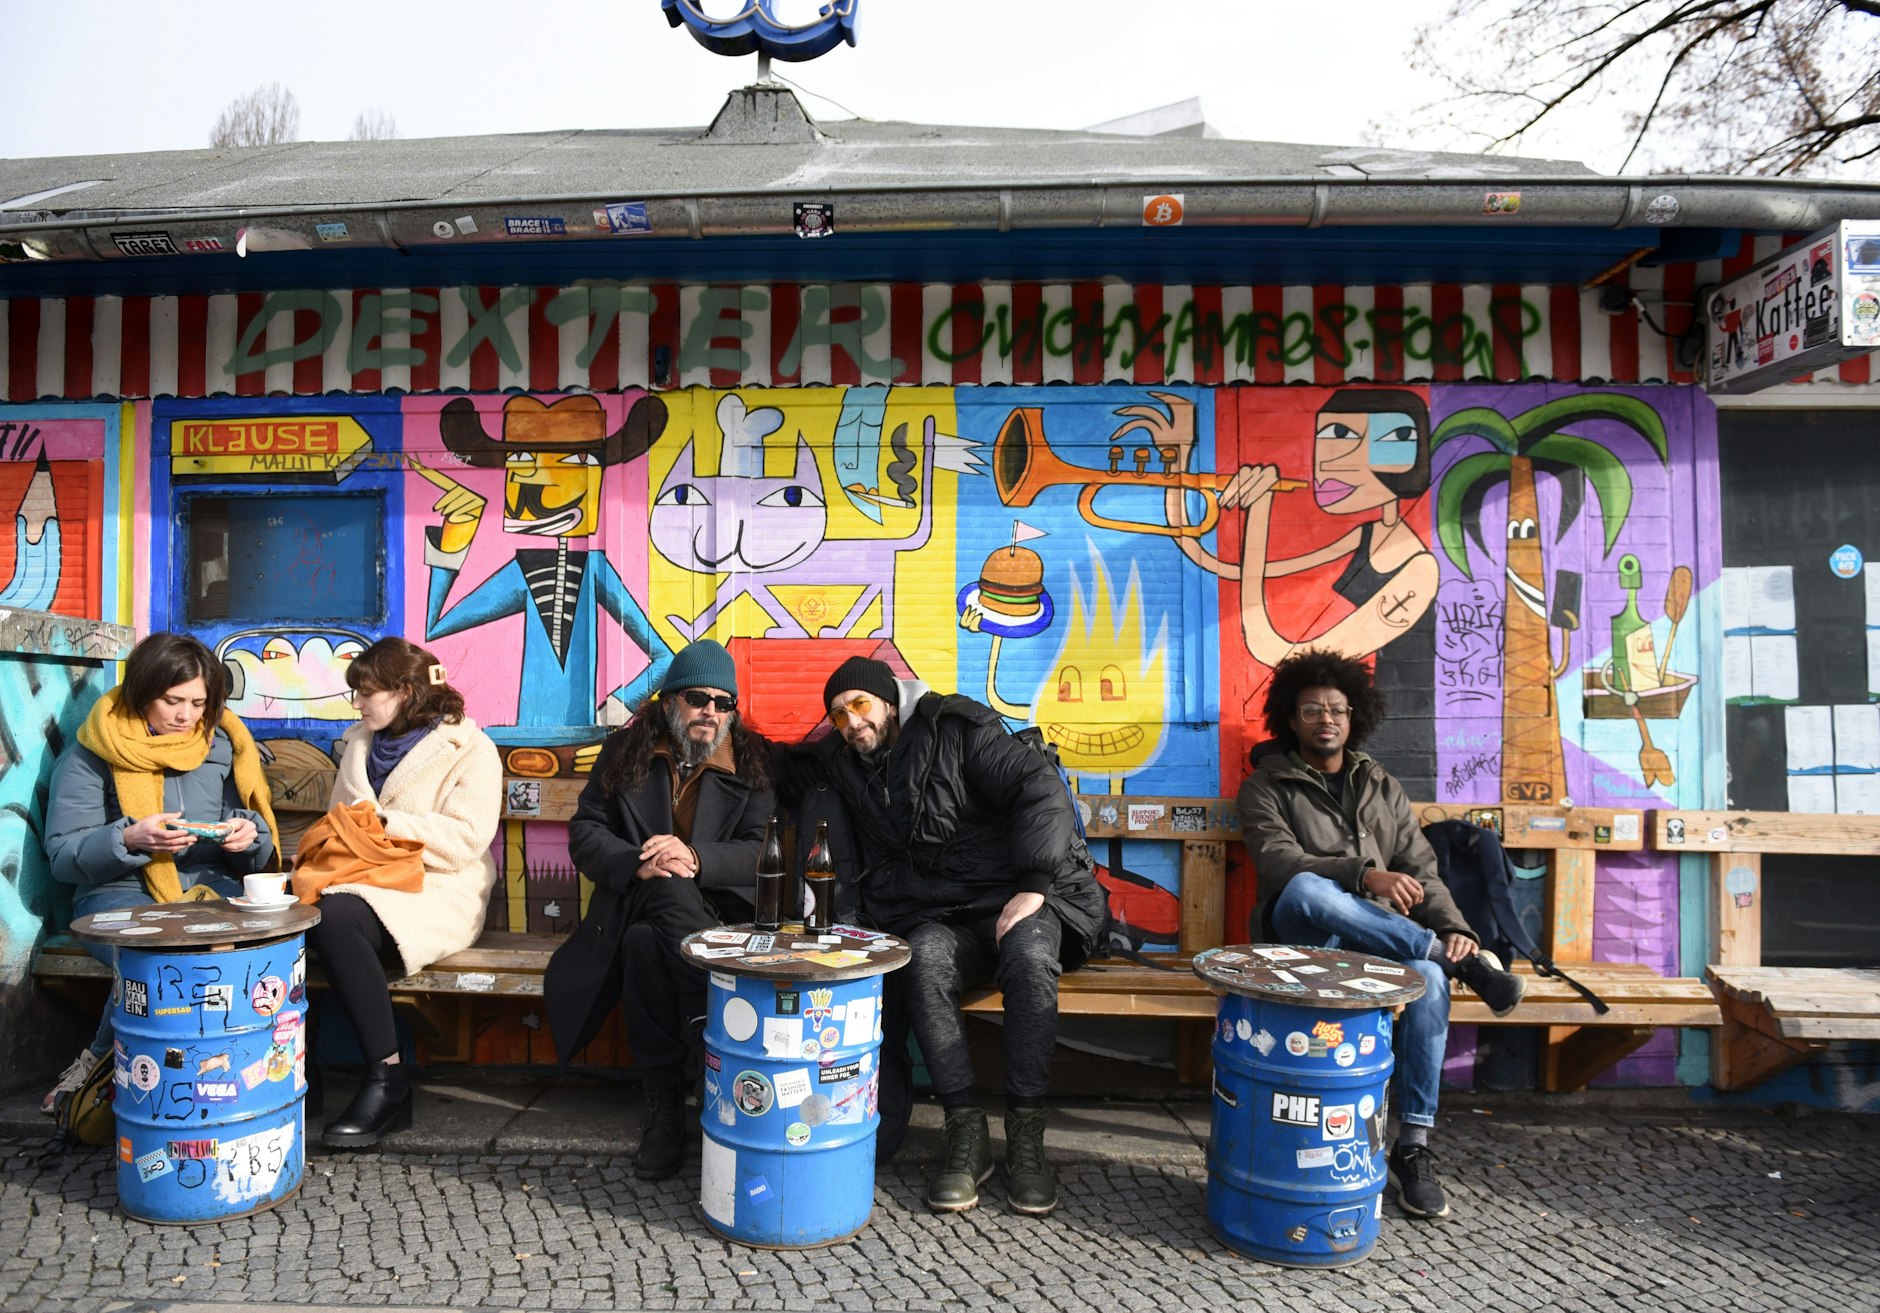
[1432,395,1668,804]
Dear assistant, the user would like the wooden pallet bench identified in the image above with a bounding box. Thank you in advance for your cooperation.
[28,773,1719,1090]
[1652,809,1880,1091]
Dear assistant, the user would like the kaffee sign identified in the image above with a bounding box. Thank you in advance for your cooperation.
[1705,219,1880,394]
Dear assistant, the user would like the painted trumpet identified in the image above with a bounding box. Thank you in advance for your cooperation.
[994,407,1307,539]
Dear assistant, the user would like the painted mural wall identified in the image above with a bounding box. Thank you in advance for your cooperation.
[0,377,1727,1083]
[2,255,1771,1087]
[0,404,127,1083]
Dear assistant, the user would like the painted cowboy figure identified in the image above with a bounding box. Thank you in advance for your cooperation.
[417,393,674,732]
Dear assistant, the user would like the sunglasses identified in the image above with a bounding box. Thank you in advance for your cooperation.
[677,689,737,713]
[828,693,880,728]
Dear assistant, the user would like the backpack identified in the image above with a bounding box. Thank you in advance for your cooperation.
[1422,820,1609,1014]
[1010,726,1184,969]
[53,1052,117,1149]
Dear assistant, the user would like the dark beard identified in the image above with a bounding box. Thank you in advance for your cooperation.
[663,699,731,768]
[854,712,900,763]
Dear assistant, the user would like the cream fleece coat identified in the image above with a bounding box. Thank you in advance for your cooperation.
[317,716,502,976]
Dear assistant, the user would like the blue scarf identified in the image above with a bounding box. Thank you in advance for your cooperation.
[367,722,436,796]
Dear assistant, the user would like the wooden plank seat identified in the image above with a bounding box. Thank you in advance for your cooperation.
[34,932,1716,1091]
[1707,966,1880,1091]
[30,789,1716,1090]
[962,959,1718,1091]
[1652,809,1880,1091]
[31,931,564,1063]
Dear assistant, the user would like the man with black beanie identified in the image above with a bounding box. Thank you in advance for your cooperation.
[778,655,1105,1216]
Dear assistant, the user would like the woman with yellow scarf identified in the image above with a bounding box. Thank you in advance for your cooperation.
[41,631,278,1114]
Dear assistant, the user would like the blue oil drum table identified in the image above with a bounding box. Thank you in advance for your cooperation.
[1192,943,1427,1268]
[71,899,321,1225]
[679,923,911,1249]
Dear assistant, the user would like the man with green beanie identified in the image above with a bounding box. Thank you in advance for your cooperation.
[776,655,1105,1216]
[544,639,774,1180]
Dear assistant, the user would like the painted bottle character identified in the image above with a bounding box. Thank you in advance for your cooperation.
[1610,554,1658,693]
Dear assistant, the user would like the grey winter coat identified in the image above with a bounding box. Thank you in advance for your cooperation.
[1237,748,1471,944]
[45,731,276,890]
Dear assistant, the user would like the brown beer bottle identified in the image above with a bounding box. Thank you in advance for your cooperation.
[804,820,836,930]
[754,814,785,931]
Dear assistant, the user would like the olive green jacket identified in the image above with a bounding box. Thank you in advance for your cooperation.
[1236,748,1472,943]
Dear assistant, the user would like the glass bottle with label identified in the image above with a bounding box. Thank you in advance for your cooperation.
[754,814,785,931]
[1610,553,1658,693]
[804,820,836,931]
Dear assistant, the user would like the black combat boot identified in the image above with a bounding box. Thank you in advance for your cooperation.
[925,1105,993,1212]
[635,1080,688,1181]
[1003,1105,1059,1216]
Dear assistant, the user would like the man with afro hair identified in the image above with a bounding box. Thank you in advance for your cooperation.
[1238,648,1524,1222]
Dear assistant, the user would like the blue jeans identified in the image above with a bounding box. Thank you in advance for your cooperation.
[1268,873,1448,1128]
[70,871,243,1057]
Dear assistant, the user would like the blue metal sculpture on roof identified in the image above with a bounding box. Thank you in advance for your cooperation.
[662,0,858,62]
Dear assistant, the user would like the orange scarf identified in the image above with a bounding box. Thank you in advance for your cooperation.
[292,800,426,902]
[76,688,280,903]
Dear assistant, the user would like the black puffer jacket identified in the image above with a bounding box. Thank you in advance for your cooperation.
[777,684,1104,967]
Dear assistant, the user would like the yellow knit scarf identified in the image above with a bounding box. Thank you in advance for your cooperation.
[76,688,281,903]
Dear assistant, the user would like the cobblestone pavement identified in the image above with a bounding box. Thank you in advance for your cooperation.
[3,1105,1876,1313]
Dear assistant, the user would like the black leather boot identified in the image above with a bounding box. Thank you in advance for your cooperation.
[321,1059,412,1150]
[635,1080,687,1181]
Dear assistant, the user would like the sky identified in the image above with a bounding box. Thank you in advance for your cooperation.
[0,1,1633,170]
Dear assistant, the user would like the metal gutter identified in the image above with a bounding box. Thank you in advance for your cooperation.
[2,169,1875,265]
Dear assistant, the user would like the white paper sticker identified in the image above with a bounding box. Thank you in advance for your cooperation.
[722,997,758,1042]
[841,996,876,1047]
[773,1067,813,1108]
[1612,813,1641,842]
[763,1017,801,1058]
[1296,1146,1334,1168]
[710,971,736,991]
[91,911,133,924]
[700,1137,736,1225]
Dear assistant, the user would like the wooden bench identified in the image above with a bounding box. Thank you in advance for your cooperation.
[1652,809,1880,1091]
[27,770,1720,1091]
[953,796,1719,1091]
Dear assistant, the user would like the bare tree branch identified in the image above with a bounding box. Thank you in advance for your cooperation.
[1407,0,1880,176]
[210,84,301,150]
[348,109,400,142]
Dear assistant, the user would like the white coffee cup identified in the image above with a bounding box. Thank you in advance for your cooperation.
[243,873,289,904]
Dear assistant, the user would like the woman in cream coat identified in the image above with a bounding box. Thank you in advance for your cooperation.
[305,637,500,1148]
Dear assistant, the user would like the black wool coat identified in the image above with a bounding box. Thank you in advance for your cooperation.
[543,733,773,1064]
[775,691,1105,967]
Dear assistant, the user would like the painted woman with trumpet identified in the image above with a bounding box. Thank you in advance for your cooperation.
[1148,388,1439,790]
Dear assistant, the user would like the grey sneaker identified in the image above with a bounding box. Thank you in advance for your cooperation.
[1457,949,1526,1017]
[1388,1142,1450,1220]
[41,1048,103,1115]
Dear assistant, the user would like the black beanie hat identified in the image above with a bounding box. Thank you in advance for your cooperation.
[822,656,899,714]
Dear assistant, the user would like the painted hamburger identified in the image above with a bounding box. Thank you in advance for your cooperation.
[975,546,1045,621]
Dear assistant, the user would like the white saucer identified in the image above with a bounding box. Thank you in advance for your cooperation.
[228,895,296,910]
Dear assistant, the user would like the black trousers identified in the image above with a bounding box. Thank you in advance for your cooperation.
[306,893,401,1063]
[617,876,726,1090]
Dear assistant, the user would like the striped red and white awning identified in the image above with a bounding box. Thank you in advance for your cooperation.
[2,259,1871,402]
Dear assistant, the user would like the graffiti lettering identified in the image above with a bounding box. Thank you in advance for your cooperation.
[224,288,1544,382]
[778,285,900,379]
[1444,751,1501,799]
[227,292,344,374]
[0,421,43,460]
[348,291,438,373]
